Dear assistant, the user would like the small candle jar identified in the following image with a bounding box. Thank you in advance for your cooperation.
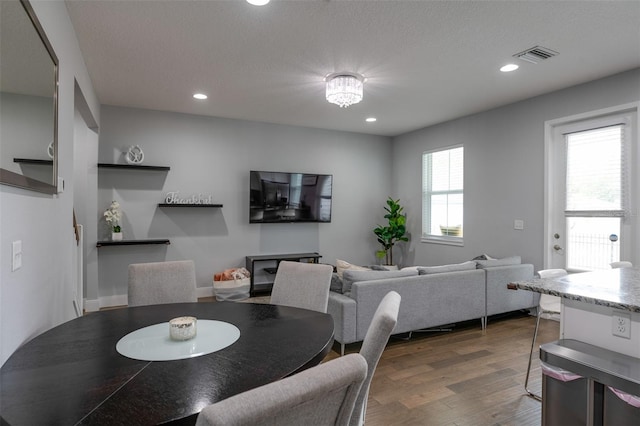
[169,316,197,341]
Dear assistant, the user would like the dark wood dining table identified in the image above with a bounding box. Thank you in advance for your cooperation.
[0,302,334,425]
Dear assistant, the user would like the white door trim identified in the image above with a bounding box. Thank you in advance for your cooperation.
[543,102,639,270]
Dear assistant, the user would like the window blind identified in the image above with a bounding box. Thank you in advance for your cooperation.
[565,124,625,218]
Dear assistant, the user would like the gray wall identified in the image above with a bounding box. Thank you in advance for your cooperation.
[392,68,640,271]
[96,106,392,305]
[0,1,100,366]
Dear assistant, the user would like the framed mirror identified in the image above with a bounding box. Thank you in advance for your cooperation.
[1,0,59,194]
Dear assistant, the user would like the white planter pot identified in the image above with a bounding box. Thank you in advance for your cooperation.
[112,232,123,241]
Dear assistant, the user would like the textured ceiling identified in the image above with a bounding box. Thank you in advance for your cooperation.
[64,0,640,137]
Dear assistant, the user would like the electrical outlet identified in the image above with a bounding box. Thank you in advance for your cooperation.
[612,311,631,339]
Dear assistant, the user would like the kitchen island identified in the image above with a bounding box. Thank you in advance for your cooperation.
[510,267,640,358]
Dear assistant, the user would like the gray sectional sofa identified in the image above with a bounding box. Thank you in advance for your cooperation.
[327,257,536,354]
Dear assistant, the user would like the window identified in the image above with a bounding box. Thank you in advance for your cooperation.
[422,146,464,244]
[565,124,628,270]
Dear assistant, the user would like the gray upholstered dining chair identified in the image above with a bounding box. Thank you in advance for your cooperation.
[128,260,197,307]
[270,261,334,313]
[350,290,401,426]
[524,268,566,400]
[194,353,368,426]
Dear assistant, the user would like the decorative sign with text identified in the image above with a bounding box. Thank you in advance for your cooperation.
[164,191,214,205]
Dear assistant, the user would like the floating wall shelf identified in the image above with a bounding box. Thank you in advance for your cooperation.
[158,203,223,208]
[97,163,170,171]
[14,158,53,165]
[96,239,171,247]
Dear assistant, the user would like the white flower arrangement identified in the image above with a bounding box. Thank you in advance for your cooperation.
[104,201,122,233]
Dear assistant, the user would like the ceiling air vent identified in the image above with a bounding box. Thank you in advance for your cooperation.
[513,46,559,64]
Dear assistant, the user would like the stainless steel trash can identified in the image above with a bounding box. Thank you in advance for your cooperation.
[541,362,588,425]
[541,339,640,426]
[603,386,640,426]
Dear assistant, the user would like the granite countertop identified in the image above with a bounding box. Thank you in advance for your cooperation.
[510,268,640,313]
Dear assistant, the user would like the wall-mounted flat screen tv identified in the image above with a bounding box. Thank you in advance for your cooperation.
[250,170,333,223]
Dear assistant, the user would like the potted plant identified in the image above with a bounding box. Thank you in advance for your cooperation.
[104,200,122,240]
[373,197,408,266]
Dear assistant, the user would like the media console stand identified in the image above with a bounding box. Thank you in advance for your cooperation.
[245,252,322,296]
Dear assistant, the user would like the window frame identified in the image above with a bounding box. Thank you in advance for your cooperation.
[422,145,464,246]
[562,119,630,271]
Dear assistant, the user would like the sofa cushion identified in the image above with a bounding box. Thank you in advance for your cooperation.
[417,261,477,275]
[336,259,371,279]
[341,269,418,294]
[476,256,521,268]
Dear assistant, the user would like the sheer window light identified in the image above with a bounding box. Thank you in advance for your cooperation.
[565,124,628,270]
[422,146,464,244]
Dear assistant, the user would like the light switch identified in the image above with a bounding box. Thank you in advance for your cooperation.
[514,219,524,230]
[12,240,22,271]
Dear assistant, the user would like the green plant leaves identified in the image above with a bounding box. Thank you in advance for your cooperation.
[373,197,408,264]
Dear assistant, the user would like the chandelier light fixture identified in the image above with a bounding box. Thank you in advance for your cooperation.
[325,72,364,108]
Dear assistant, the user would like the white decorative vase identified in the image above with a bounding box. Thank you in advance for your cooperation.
[112,232,123,241]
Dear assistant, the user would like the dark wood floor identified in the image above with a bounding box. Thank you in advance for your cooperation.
[326,312,559,426]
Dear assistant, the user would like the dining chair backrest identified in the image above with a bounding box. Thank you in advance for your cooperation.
[536,269,567,313]
[350,291,401,426]
[270,261,334,313]
[536,269,567,279]
[128,260,197,307]
[610,261,633,269]
[194,353,368,426]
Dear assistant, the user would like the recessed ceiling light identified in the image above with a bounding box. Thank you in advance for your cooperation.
[247,0,270,6]
[366,117,377,123]
[193,93,208,100]
[500,64,519,72]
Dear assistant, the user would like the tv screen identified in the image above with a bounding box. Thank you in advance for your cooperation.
[250,171,333,223]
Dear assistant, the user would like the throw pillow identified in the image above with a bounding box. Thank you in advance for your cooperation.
[336,259,371,279]
[472,254,496,261]
[475,256,522,268]
[368,265,391,271]
[379,264,399,271]
[330,273,343,293]
[402,266,424,273]
[341,269,418,294]
[417,261,477,275]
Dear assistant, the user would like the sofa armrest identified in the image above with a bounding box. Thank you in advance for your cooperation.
[485,264,538,316]
[327,292,357,345]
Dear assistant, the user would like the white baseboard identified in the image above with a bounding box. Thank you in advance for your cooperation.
[197,286,215,298]
[84,286,215,312]
[100,294,128,309]
[84,299,100,312]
